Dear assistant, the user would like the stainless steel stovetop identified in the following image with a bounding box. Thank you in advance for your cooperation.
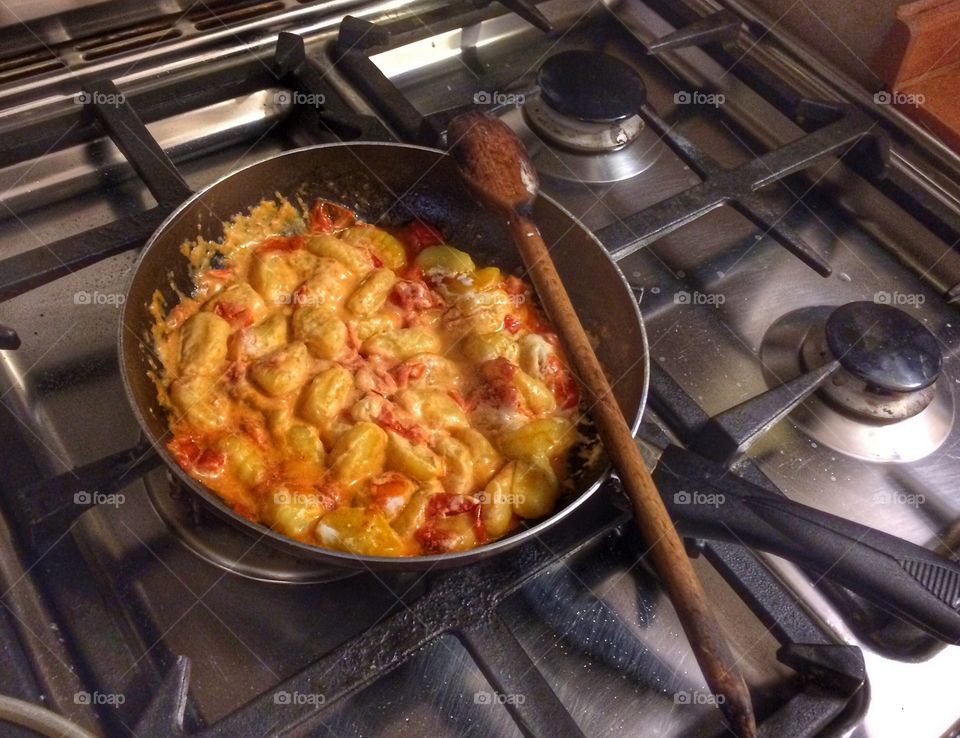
[0,1,959,737]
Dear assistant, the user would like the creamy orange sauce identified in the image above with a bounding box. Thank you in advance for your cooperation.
[152,197,586,556]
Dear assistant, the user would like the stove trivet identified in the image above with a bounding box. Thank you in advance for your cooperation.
[760,304,954,462]
[143,467,354,584]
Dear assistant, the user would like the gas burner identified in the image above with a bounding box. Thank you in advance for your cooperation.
[507,50,664,183]
[144,467,352,584]
[761,304,954,462]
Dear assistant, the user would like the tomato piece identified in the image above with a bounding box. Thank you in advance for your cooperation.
[396,219,443,257]
[390,279,438,312]
[503,314,522,334]
[256,235,304,253]
[542,354,580,409]
[392,361,426,389]
[309,199,356,233]
[169,437,201,469]
[195,448,226,474]
[213,301,254,329]
[168,437,224,476]
[376,405,429,444]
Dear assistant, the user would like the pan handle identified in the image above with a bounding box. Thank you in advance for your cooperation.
[653,444,960,644]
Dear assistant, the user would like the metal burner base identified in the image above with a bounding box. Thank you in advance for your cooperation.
[760,307,955,463]
[144,466,354,584]
[501,105,664,184]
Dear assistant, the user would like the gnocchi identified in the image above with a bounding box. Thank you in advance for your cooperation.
[153,197,589,556]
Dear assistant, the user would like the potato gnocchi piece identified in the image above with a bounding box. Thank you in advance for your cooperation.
[352,310,402,341]
[361,328,441,361]
[497,417,575,460]
[385,430,443,482]
[285,424,326,466]
[261,486,325,538]
[340,225,407,270]
[207,283,268,325]
[317,507,407,556]
[347,268,397,317]
[329,421,388,485]
[435,436,474,495]
[480,463,516,538]
[215,433,267,487]
[513,369,557,415]
[250,342,312,397]
[511,458,559,519]
[452,428,503,488]
[396,389,468,431]
[294,258,355,311]
[249,252,299,305]
[390,485,437,540]
[444,289,511,337]
[179,312,231,375]
[300,365,354,426]
[461,331,519,364]
[305,234,374,276]
[293,307,347,360]
[397,354,463,390]
[415,244,475,275]
[169,376,234,432]
[238,313,289,360]
[518,333,555,380]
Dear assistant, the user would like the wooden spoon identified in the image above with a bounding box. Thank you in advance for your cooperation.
[448,111,757,738]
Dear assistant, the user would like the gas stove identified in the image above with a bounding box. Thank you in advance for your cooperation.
[1,1,959,737]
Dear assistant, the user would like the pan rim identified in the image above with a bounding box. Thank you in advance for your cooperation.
[119,141,649,570]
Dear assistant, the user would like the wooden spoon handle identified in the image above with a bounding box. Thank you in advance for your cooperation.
[508,215,757,738]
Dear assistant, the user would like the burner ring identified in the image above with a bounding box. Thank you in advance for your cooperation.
[522,96,643,153]
[538,50,646,122]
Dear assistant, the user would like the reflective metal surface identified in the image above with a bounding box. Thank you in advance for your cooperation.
[0,0,958,736]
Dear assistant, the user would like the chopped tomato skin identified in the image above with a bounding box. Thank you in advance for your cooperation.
[396,219,443,257]
[169,437,224,476]
[309,199,356,233]
[390,279,438,312]
[503,314,522,334]
[376,405,429,444]
[213,302,254,329]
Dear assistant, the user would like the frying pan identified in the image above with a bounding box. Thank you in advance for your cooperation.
[120,142,960,643]
[119,142,649,571]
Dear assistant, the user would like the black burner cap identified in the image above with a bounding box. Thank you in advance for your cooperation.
[538,50,646,123]
[825,301,942,392]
